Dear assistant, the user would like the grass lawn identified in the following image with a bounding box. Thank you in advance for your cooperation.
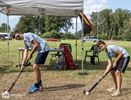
[0,39,131,100]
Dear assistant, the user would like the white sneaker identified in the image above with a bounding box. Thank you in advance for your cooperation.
[111,91,121,97]
[107,87,115,92]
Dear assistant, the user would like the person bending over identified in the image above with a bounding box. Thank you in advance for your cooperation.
[13,30,49,93]
[96,40,130,96]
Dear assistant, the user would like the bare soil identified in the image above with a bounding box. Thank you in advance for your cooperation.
[0,70,130,100]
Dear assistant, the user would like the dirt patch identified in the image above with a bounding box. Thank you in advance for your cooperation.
[0,70,130,100]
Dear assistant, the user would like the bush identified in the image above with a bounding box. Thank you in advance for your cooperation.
[123,32,131,41]
[99,34,108,40]
[112,35,124,40]
[62,33,76,39]
[41,30,61,38]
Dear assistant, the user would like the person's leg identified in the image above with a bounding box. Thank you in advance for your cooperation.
[115,70,122,93]
[107,70,117,92]
[114,57,130,94]
[28,64,42,93]
[112,57,130,96]
[110,70,117,89]
[33,51,49,84]
[32,64,41,84]
[111,70,122,96]
[28,51,49,93]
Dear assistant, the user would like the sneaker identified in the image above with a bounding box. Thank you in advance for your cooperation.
[107,87,115,92]
[111,91,121,97]
[28,84,39,94]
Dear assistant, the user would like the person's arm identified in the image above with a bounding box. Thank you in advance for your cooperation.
[113,50,123,67]
[27,39,40,61]
[103,58,113,75]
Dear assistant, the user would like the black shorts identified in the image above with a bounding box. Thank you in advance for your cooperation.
[113,56,130,73]
[35,51,49,64]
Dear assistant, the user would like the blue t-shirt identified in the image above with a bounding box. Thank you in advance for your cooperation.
[106,45,129,59]
[23,33,49,53]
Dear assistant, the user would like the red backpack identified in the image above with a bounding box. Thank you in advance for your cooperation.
[62,46,77,70]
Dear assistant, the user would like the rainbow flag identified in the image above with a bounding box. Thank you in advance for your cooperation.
[79,13,95,34]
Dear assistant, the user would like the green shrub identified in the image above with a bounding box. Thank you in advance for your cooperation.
[123,32,131,41]
[41,30,61,38]
[62,33,76,39]
[112,35,123,40]
[99,34,108,40]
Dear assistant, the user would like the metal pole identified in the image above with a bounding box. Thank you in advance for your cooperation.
[7,14,9,63]
[75,16,77,62]
[78,13,87,75]
[81,17,84,71]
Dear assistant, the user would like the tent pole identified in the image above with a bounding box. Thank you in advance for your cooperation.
[7,13,10,63]
[75,16,77,62]
[78,13,87,75]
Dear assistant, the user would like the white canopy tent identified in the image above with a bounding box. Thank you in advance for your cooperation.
[0,0,86,74]
[0,0,83,16]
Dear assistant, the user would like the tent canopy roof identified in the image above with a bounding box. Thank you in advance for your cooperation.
[0,0,83,16]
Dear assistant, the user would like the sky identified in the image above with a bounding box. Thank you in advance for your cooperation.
[0,0,131,33]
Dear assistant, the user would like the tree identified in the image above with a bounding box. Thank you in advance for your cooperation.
[15,16,72,34]
[90,8,131,40]
[15,16,46,33]
[123,17,131,33]
[44,16,72,32]
[90,9,113,36]
[90,12,98,34]
[61,18,72,33]
[111,9,131,36]
[0,23,10,32]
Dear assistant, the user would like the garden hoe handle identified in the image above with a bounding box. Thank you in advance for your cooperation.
[88,72,108,93]
[8,69,23,92]
[83,69,112,94]
[7,61,28,92]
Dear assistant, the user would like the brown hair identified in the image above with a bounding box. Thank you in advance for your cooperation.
[14,30,21,33]
[12,30,21,39]
[96,40,106,47]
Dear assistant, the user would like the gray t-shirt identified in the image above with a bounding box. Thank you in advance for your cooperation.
[106,45,129,59]
[24,33,49,53]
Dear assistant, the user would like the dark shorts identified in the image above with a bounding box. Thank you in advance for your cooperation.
[35,51,49,64]
[113,56,130,73]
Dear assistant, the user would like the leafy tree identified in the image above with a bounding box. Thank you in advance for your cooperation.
[45,16,72,32]
[123,16,131,34]
[61,18,72,33]
[15,16,72,34]
[0,23,10,32]
[90,8,131,40]
[15,16,45,33]
[112,8,130,35]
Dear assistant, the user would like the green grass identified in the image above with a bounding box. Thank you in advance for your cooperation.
[0,39,131,100]
[0,39,131,73]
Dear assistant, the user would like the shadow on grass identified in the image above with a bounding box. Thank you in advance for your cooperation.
[1,59,131,73]
[76,60,131,71]
[44,83,85,91]
[0,63,13,79]
[15,60,131,72]
[0,63,32,74]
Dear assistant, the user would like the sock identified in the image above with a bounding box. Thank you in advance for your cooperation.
[35,80,42,88]
[39,80,42,85]
[35,83,39,88]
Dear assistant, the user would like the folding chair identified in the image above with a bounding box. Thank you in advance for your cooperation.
[84,45,100,64]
